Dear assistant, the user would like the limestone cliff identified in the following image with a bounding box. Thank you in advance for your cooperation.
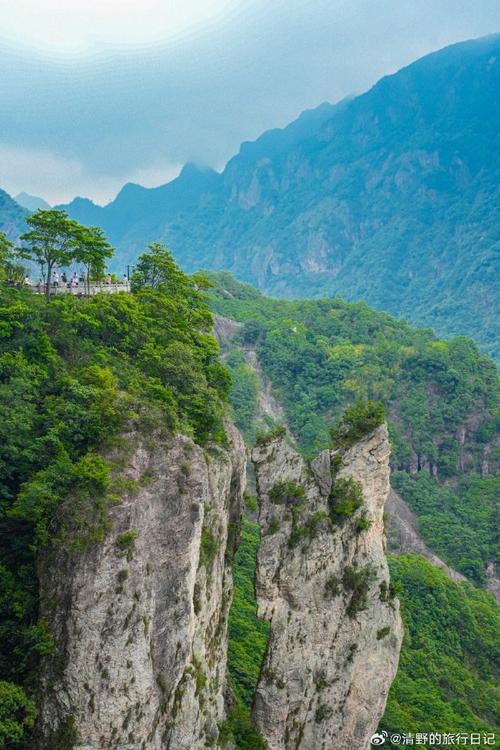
[35,423,245,750]
[252,424,403,750]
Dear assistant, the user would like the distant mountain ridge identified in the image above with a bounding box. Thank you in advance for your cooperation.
[56,34,500,361]
[0,189,28,241]
[1,35,498,360]
[14,192,51,211]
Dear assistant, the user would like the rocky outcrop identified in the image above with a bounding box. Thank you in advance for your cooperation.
[386,489,466,584]
[252,425,403,750]
[35,423,245,750]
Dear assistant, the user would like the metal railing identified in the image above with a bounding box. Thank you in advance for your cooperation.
[27,281,131,295]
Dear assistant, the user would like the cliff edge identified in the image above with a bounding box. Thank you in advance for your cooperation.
[252,424,403,750]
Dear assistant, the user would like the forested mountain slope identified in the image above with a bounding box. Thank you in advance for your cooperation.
[210,272,499,588]
[60,35,500,360]
[0,251,235,748]
[0,189,28,242]
[215,275,500,747]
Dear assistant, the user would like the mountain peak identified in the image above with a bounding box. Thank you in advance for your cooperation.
[178,162,218,180]
[14,192,51,211]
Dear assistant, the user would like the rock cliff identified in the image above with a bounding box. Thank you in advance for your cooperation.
[35,423,245,750]
[252,424,403,750]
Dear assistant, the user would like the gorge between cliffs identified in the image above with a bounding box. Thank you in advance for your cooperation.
[33,415,402,750]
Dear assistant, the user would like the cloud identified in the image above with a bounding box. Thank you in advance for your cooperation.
[0,144,182,204]
[0,0,237,54]
[0,0,498,202]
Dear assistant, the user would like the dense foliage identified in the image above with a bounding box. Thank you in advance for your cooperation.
[217,273,500,742]
[210,272,499,585]
[224,516,270,749]
[19,209,114,294]
[381,555,499,747]
[330,399,385,448]
[0,246,229,747]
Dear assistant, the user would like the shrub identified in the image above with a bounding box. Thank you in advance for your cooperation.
[218,702,267,750]
[269,481,305,506]
[329,477,364,520]
[266,516,280,535]
[330,400,385,449]
[315,704,333,723]
[355,514,371,533]
[0,681,36,748]
[244,492,258,513]
[377,626,391,640]
[255,425,286,447]
[342,565,374,617]
[324,574,341,599]
[199,526,220,570]
[116,530,138,561]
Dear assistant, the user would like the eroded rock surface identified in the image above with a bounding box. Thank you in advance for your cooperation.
[252,425,403,750]
[35,423,245,750]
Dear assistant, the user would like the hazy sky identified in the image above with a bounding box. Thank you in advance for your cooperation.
[0,0,498,204]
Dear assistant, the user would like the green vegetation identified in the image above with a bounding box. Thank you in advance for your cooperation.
[19,209,113,296]
[227,517,270,708]
[225,351,259,443]
[116,530,138,560]
[376,626,391,640]
[0,681,36,749]
[381,556,500,748]
[219,703,267,750]
[390,471,499,585]
[199,526,220,570]
[328,476,364,520]
[342,564,374,618]
[226,516,269,749]
[255,425,286,447]
[0,242,229,747]
[324,574,341,599]
[330,400,385,448]
[269,481,305,506]
[210,273,499,584]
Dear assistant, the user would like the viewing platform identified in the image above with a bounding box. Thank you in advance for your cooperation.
[27,281,131,295]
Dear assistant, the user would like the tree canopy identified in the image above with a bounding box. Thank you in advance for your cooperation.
[0,246,229,748]
[19,209,114,296]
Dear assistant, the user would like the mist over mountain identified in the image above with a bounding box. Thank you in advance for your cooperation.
[14,192,51,211]
[57,35,500,361]
[0,188,28,241]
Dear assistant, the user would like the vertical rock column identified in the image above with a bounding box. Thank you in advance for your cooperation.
[35,423,245,750]
[252,425,403,750]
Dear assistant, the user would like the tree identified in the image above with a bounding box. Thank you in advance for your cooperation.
[73,226,114,295]
[131,242,190,294]
[0,232,24,284]
[131,243,212,329]
[19,209,79,297]
[0,681,36,748]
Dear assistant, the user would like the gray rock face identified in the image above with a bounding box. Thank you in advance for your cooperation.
[386,489,467,584]
[35,423,245,750]
[252,425,403,750]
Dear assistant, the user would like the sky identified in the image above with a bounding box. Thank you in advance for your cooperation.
[0,0,498,205]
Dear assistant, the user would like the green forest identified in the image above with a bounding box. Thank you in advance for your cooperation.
[209,272,499,586]
[0,225,498,748]
[0,239,230,747]
[210,272,499,746]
